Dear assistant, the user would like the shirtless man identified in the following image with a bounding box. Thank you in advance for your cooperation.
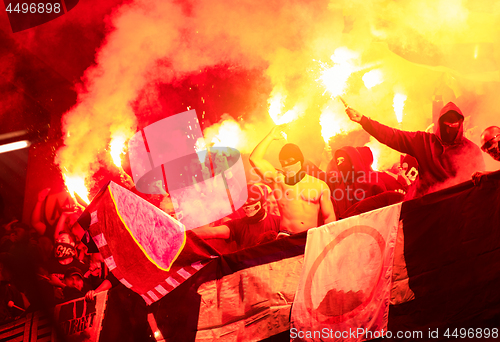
[249,126,336,233]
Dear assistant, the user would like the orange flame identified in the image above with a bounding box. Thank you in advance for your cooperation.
[63,174,90,204]
[393,93,407,123]
[268,91,304,125]
[210,120,242,149]
[110,134,127,168]
[319,47,358,97]
[194,137,208,165]
[362,69,384,89]
[319,110,341,144]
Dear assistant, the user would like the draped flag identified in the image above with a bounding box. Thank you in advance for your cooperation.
[80,181,218,304]
[291,203,402,341]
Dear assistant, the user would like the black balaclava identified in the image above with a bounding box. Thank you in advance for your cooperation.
[335,150,353,180]
[279,143,306,186]
[488,145,500,161]
[54,242,76,259]
[243,184,266,224]
[440,111,462,143]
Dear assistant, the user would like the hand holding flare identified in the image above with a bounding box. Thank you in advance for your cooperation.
[339,96,363,123]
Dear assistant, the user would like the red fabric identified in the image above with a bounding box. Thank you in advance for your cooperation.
[85,182,218,305]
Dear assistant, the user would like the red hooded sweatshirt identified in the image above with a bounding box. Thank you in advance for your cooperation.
[360,102,485,196]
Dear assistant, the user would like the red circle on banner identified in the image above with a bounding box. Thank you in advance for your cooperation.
[303,225,386,324]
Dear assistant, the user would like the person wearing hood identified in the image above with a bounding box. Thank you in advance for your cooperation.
[192,184,281,250]
[249,126,336,233]
[345,102,485,196]
[324,146,386,219]
[378,154,419,199]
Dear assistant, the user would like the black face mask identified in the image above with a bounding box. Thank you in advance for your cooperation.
[243,202,266,224]
[335,151,353,180]
[284,168,306,186]
[54,242,75,259]
[488,146,500,161]
[441,126,460,143]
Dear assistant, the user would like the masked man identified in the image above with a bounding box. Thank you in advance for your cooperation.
[480,126,500,162]
[47,232,88,299]
[192,184,280,250]
[249,127,335,233]
[471,126,500,185]
[346,102,485,196]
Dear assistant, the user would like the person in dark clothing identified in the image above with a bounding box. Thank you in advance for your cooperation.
[47,232,88,300]
[342,191,405,218]
[480,126,500,162]
[378,154,419,200]
[472,126,500,185]
[325,146,386,219]
[345,102,485,196]
[193,184,281,250]
[61,267,91,302]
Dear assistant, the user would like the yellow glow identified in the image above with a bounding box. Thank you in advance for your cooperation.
[268,91,285,124]
[319,110,341,144]
[474,44,479,59]
[393,93,407,123]
[63,174,90,204]
[370,147,380,171]
[319,47,358,97]
[110,134,127,168]
[211,120,241,149]
[362,69,384,89]
[194,138,207,164]
[267,91,303,125]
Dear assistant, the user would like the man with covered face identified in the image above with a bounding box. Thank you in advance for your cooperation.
[193,184,280,250]
[345,102,485,196]
[471,126,500,185]
[250,127,336,233]
[47,232,88,299]
[480,126,500,162]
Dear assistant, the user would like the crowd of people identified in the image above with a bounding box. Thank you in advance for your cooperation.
[194,102,499,252]
[1,102,499,331]
[0,192,113,325]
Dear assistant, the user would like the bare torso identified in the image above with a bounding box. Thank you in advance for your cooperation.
[272,174,329,234]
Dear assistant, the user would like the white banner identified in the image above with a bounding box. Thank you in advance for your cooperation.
[291,203,402,341]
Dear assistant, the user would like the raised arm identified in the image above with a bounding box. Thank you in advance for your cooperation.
[249,126,284,183]
[54,211,73,240]
[320,185,336,223]
[346,107,422,156]
[192,224,230,240]
[31,188,50,236]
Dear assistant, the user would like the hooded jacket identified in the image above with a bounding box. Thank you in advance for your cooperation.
[360,102,485,196]
[324,146,386,218]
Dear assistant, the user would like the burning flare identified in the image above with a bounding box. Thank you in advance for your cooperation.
[393,93,407,123]
[210,120,242,149]
[267,91,303,125]
[362,69,384,89]
[319,47,358,98]
[63,174,90,204]
[319,110,341,144]
[110,134,127,168]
